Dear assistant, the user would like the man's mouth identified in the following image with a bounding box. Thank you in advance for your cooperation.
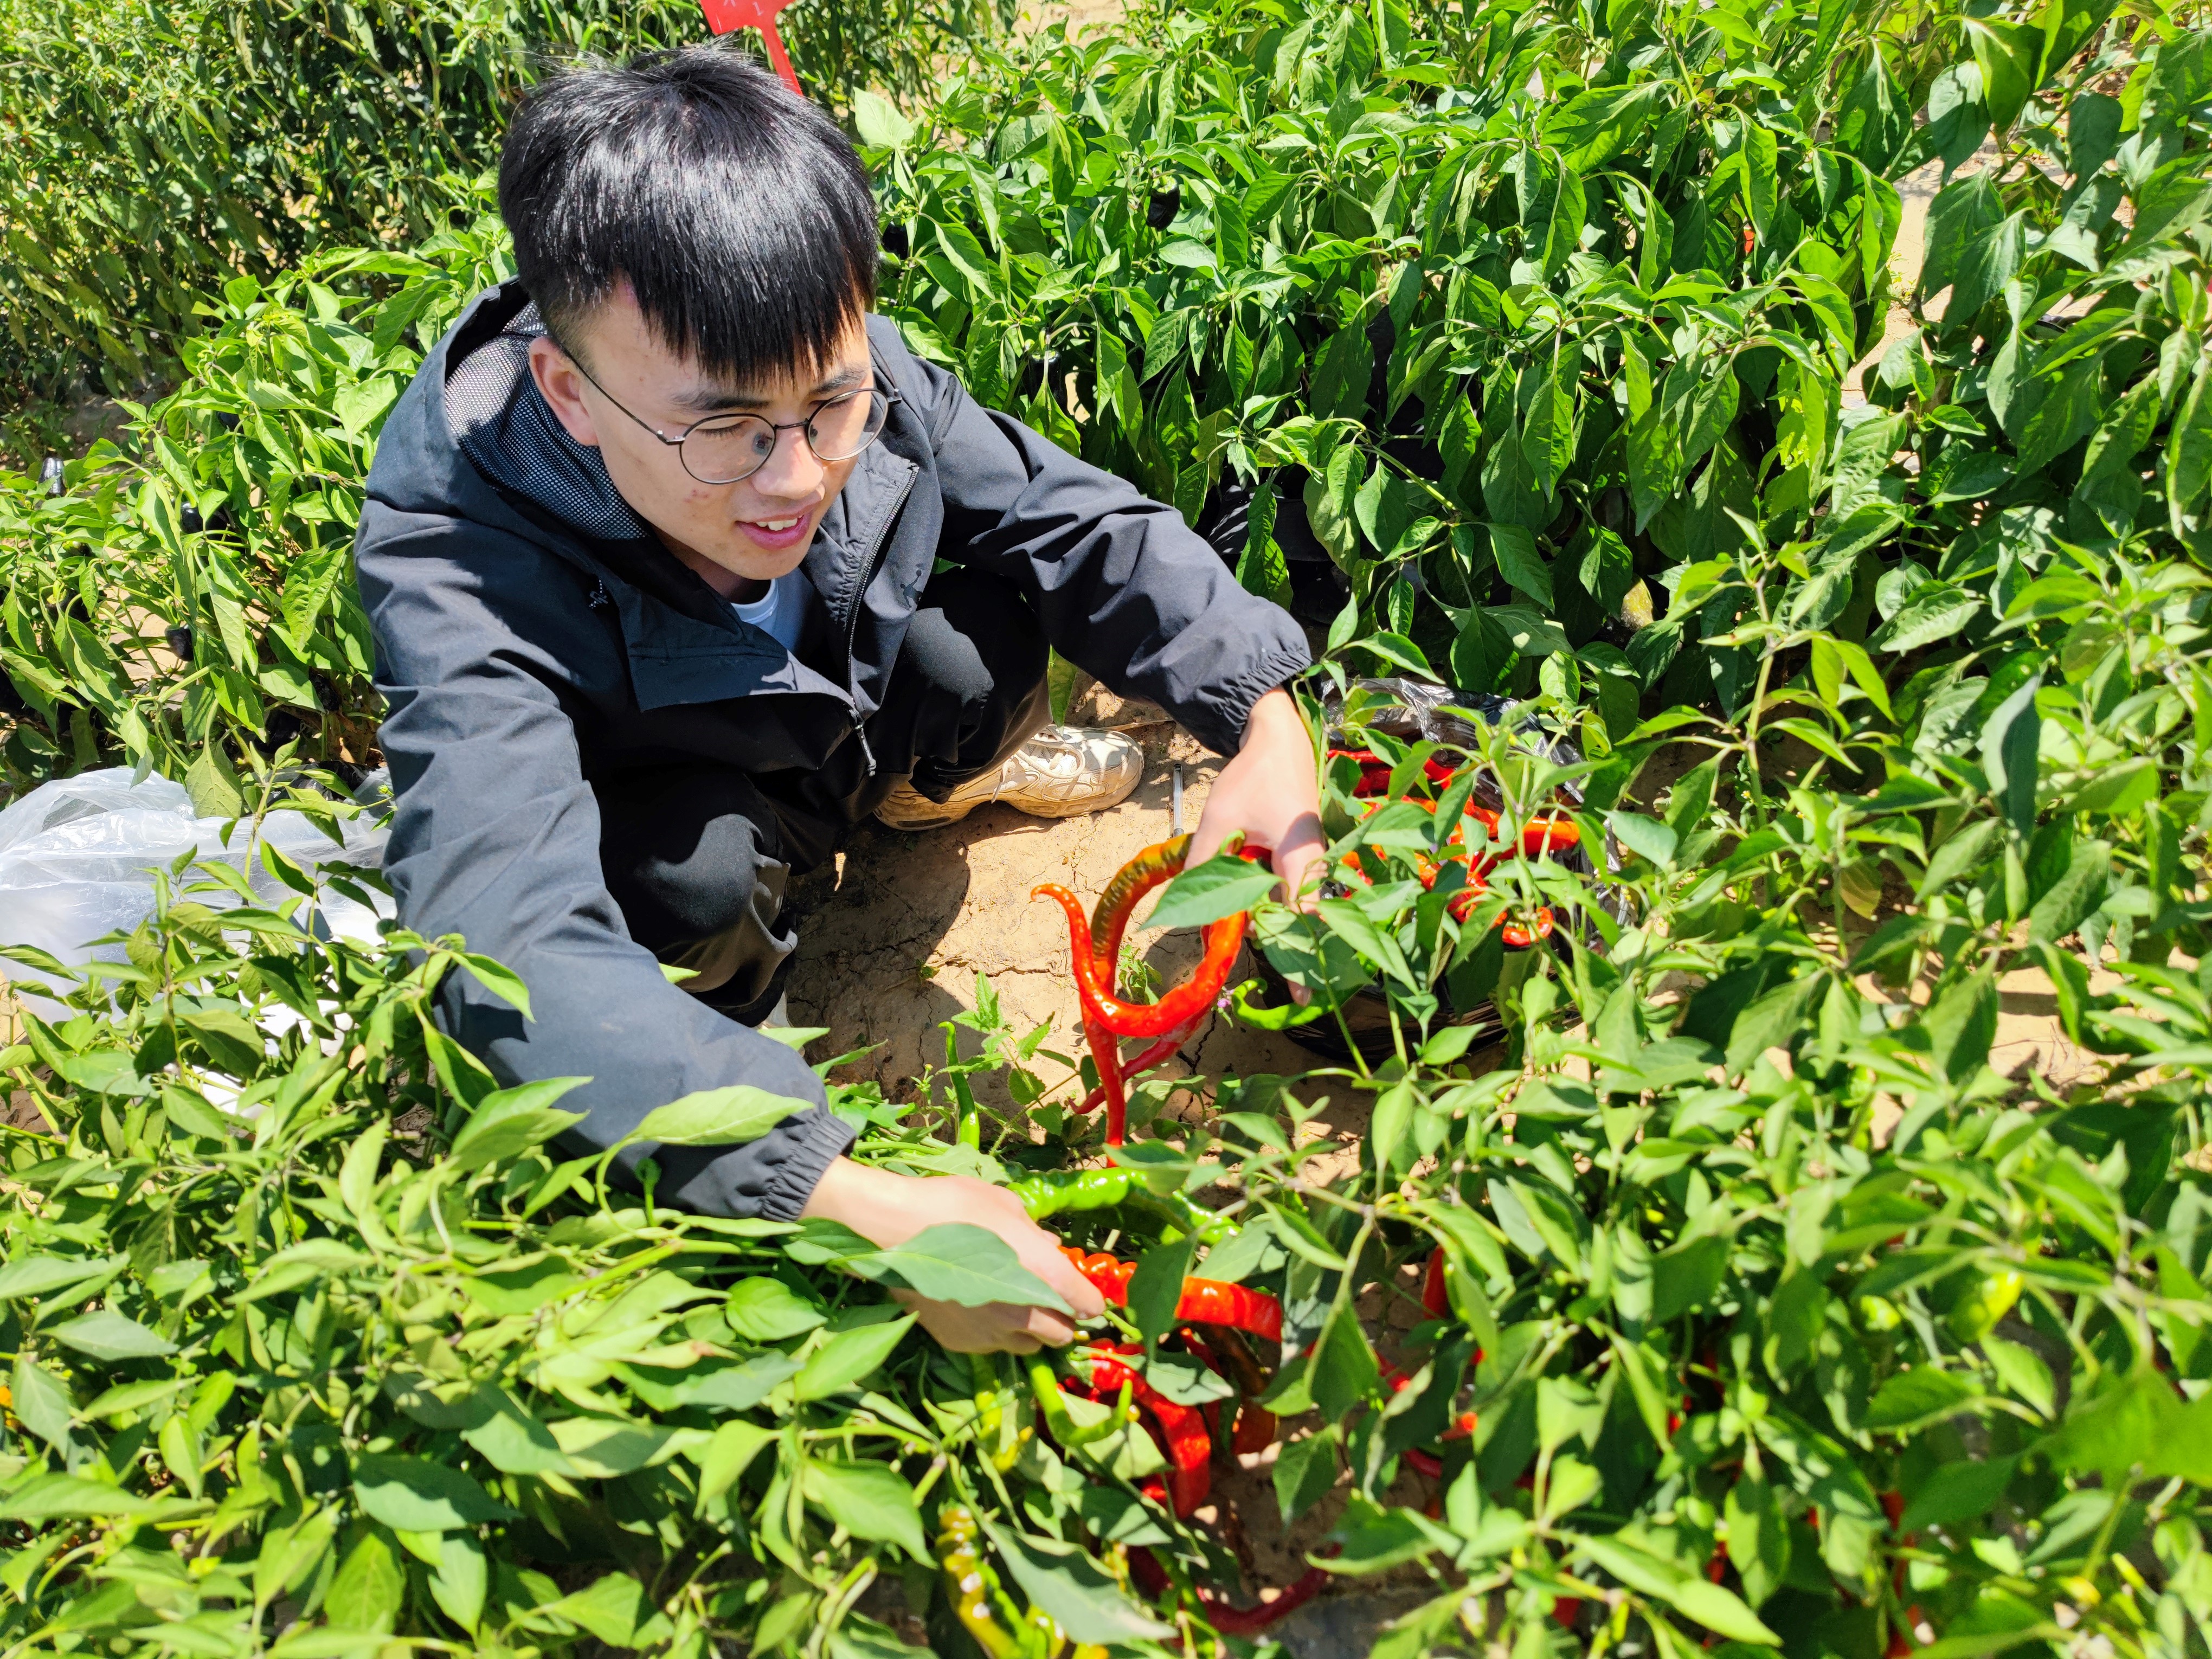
[740,511,814,548]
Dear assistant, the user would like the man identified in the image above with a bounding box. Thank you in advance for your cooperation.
[355,47,1322,1352]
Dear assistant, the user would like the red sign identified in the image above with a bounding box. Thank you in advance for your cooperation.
[698,0,801,98]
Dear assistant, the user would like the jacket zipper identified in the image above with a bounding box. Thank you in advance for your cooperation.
[840,462,918,781]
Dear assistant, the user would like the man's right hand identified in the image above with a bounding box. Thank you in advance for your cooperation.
[799,1159,1105,1352]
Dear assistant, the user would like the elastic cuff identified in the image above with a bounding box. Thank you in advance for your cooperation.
[1192,642,1315,756]
[758,1105,860,1221]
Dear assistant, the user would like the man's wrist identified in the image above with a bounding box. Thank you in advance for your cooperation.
[1240,683,1303,748]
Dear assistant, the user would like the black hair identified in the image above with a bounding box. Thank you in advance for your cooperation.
[498,46,878,383]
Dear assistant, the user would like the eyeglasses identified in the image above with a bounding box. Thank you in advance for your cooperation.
[551,339,896,485]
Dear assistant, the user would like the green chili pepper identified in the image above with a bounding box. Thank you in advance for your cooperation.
[948,1028,982,1149]
[1028,1355,1133,1449]
[1009,1167,1236,1244]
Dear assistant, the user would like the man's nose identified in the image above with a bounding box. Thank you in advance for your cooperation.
[749,425,823,500]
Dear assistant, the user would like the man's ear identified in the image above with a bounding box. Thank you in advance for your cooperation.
[528,334,601,448]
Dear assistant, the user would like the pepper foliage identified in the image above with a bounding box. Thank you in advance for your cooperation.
[0,0,1015,433]
[3,0,2212,1652]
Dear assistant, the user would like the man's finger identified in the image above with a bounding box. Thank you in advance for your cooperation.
[1028,1308,1078,1347]
[1184,796,1233,869]
[1041,1255,1107,1320]
[1274,812,1326,911]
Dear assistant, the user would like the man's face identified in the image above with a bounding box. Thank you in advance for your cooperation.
[528,284,872,599]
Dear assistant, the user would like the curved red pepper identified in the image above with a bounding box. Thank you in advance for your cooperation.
[1033,833,1261,1144]
[1080,1349,1211,1515]
[1057,1247,1283,1343]
[1130,1545,1335,1635]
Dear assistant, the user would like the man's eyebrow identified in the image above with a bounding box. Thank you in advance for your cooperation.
[671,362,871,415]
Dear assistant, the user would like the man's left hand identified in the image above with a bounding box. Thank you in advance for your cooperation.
[1188,685,1324,909]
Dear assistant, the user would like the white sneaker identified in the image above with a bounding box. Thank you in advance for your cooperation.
[876,725,1144,830]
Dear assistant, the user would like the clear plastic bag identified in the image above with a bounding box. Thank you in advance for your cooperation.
[0,767,391,1011]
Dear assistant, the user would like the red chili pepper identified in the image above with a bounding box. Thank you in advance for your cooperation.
[1190,1566,1331,1634]
[1330,748,1457,798]
[1232,1402,1278,1454]
[1173,1278,1284,1343]
[1344,799,1567,952]
[1420,1245,1449,1318]
[1033,833,1262,1144]
[1129,1546,1335,1635]
[1081,1351,1211,1515]
[1058,1245,1138,1303]
[1056,1247,1284,1342]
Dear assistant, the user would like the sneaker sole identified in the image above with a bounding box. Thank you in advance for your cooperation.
[876,766,1143,831]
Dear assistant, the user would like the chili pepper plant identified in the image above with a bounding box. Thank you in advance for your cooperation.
[3,0,2212,1650]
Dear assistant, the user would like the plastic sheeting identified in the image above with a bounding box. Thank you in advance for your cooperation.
[0,768,391,1010]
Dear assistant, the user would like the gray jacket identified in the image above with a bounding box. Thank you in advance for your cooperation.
[354,280,1310,1219]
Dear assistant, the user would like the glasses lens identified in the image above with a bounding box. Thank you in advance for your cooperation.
[807,389,890,461]
[682,415,777,484]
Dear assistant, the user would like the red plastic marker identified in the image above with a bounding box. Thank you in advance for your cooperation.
[698,0,802,97]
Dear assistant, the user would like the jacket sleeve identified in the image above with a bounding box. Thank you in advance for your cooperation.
[354,509,853,1219]
[878,321,1313,756]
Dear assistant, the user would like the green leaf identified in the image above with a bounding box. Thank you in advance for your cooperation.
[695,1421,775,1504]
[1146,853,1279,930]
[973,1511,1175,1641]
[0,1253,120,1304]
[460,1398,575,1476]
[1650,1233,1728,1322]
[1311,1298,1380,1420]
[724,1278,826,1343]
[45,1310,177,1362]
[1606,811,1677,869]
[0,1474,159,1521]
[1864,1366,1977,1431]
[1576,1534,1776,1644]
[1979,674,2043,838]
[792,1317,918,1401]
[802,1459,929,1561]
[185,742,245,821]
[351,1455,516,1532]
[544,1573,648,1649]
[2046,1367,2212,1485]
[1489,523,1553,606]
[1274,1424,1340,1525]
[2026,839,2110,945]
[842,1226,1070,1313]
[453,953,533,1020]
[447,1077,588,1172]
[428,1532,486,1634]
[1726,1469,1790,1606]
[1872,583,1977,653]
[1899,1455,2017,1533]
[1964,16,2041,132]
[1347,632,1433,678]
[241,1239,369,1302]
[1128,1233,1197,1345]
[633,1085,808,1147]
[326,1527,405,1631]
[852,90,915,149]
